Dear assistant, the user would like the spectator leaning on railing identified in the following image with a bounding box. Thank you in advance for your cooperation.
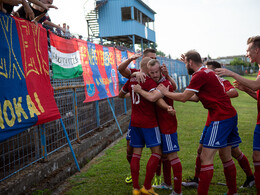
[13,0,65,34]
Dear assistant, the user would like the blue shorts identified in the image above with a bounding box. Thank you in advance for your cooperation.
[200,125,240,148]
[161,132,180,154]
[253,124,260,151]
[126,122,132,141]
[130,126,161,148]
[202,115,241,149]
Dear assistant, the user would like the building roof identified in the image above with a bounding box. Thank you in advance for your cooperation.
[136,0,156,14]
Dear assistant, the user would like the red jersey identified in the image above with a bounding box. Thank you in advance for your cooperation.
[205,78,236,126]
[122,75,158,128]
[257,69,260,124]
[186,67,237,122]
[156,77,177,134]
[130,68,139,75]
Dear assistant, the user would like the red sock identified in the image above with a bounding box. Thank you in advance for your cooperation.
[163,158,172,186]
[127,154,132,164]
[223,160,237,195]
[156,158,162,176]
[236,153,253,177]
[144,153,161,190]
[254,161,260,195]
[131,153,141,189]
[198,164,214,195]
[195,154,201,179]
[171,157,182,194]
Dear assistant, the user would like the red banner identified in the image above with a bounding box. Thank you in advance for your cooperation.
[15,17,61,125]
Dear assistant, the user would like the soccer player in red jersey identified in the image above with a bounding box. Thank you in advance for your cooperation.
[118,50,155,184]
[158,50,241,195]
[182,60,254,189]
[119,57,163,195]
[216,35,260,195]
[118,49,176,185]
[133,59,183,195]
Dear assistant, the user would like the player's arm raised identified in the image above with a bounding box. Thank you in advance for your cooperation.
[118,53,142,78]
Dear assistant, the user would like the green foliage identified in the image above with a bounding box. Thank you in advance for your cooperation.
[156,50,166,57]
[230,57,250,66]
[64,76,257,195]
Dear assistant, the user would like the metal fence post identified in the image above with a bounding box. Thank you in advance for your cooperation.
[59,119,80,171]
[107,98,122,135]
[39,125,47,161]
[95,101,100,127]
[73,88,80,143]
[124,98,127,114]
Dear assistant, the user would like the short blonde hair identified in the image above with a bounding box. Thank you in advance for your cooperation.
[140,57,151,72]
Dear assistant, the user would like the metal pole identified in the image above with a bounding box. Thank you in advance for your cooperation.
[39,125,47,161]
[95,101,100,127]
[60,119,80,171]
[107,98,122,135]
[73,88,80,143]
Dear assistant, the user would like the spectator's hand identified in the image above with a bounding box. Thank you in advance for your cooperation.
[167,106,176,117]
[135,72,146,84]
[24,2,35,20]
[129,53,142,61]
[45,4,58,10]
[133,84,142,93]
[157,84,169,95]
[0,2,7,13]
[215,68,234,77]
[3,0,22,6]
[161,63,168,77]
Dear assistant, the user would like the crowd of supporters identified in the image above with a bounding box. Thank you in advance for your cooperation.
[0,0,73,39]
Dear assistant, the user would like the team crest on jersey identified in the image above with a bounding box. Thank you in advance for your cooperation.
[204,69,213,74]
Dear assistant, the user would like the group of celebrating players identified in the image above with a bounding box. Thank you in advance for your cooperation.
[118,35,260,195]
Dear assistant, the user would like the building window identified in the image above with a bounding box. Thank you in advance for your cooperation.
[122,7,132,21]
[134,7,141,23]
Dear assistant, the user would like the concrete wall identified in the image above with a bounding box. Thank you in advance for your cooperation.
[0,113,131,195]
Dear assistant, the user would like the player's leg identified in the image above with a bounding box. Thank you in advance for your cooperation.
[219,146,237,195]
[129,126,145,194]
[182,125,208,188]
[126,122,133,184]
[141,145,161,195]
[253,124,260,195]
[231,146,254,188]
[153,158,162,186]
[168,152,182,195]
[162,155,172,187]
[182,144,202,188]
[141,127,162,195]
[220,115,241,195]
[153,154,172,190]
[160,132,182,195]
[253,151,260,195]
[198,147,217,195]
[131,147,143,194]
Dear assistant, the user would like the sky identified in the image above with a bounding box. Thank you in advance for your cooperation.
[48,0,260,59]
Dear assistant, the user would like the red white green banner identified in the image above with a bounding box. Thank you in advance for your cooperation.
[50,33,83,79]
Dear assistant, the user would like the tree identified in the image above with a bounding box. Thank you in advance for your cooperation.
[230,57,250,66]
[157,50,166,57]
